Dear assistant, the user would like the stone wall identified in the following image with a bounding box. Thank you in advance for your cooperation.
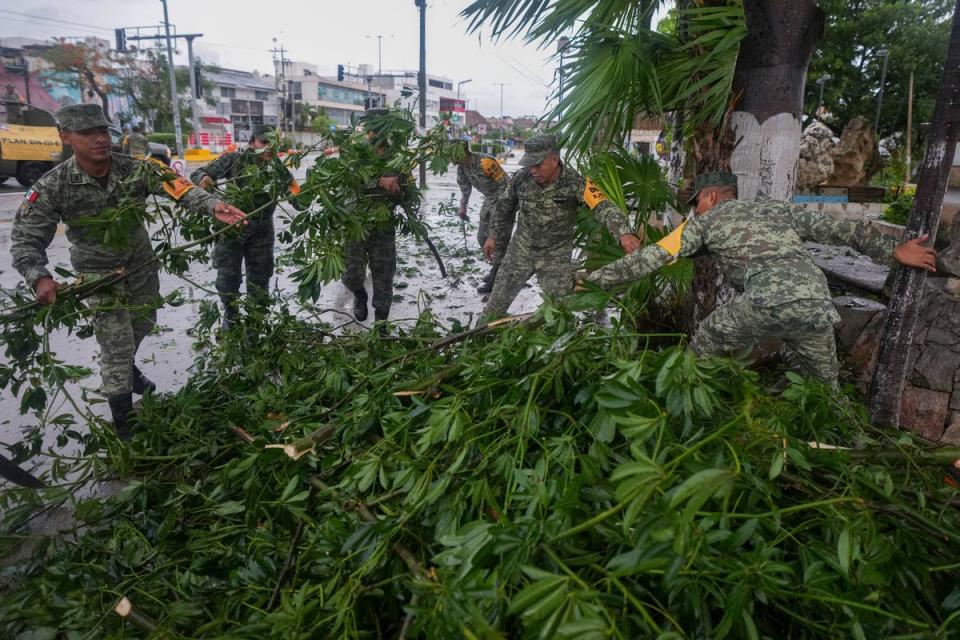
[838,279,960,443]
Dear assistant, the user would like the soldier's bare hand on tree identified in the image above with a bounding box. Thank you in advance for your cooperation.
[378,176,401,197]
[213,202,248,226]
[894,235,938,272]
[198,176,216,192]
[483,237,496,261]
[35,276,62,306]
[619,233,643,254]
[458,203,469,221]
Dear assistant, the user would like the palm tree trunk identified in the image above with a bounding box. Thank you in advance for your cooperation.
[730,0,825,200]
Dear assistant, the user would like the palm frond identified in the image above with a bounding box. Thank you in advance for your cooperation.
[461,0,665,46]
[548,3,746,154]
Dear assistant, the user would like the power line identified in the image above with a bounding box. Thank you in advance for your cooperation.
[0,10,114,34]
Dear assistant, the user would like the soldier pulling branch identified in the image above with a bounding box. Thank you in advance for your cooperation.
[10,103,247,438]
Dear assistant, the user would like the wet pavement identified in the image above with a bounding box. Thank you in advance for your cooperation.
[0,155,543,490]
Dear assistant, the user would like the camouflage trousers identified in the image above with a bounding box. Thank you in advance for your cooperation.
[690,294,840,387]
[85,263,161,397]
[342,226,397,316]
[477,197,510,267]
[213,213,275,318]
[482,238,574,318]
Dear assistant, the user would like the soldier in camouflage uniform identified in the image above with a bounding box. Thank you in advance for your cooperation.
[10,103,247,438]
[481,134,643,318]
[122,124,150,158]
[342,109,409,325]
[191,129,304,328]
[3,84,23,124]
[581,171,938,387]
[455,140,510,293]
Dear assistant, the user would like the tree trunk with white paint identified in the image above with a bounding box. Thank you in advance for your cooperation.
[688,0,825,330]
[868,1,960,427]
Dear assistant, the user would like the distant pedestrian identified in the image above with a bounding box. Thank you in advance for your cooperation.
[3,83,23,125]
[123,124,150,159]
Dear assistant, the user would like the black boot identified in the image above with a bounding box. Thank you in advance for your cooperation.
[132,365,156,396]
[374,309,389,336]
[353,288,369,322]
[477,265,499,294]
[107,393,135,441]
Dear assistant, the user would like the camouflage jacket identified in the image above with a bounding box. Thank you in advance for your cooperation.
[456,152,508,205]
[11,154,220,287]
[123,132,150,158]
[586,198,897,307]
[491,164,632,250]
[190,149,298,211]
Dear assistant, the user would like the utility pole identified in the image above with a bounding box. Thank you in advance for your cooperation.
[905,70,914,185]
[186,35,201,149]
[366,34,392,75]
[873,48,890,134]
[124,30,204,146]
[868,2,960,427]
[496,82,508,140]
[415,0,427,188]
[160,0,184,158]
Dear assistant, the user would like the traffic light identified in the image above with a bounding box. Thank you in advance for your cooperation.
[194,66,203,98]
[337,64,344,82]
[115,28,126,52]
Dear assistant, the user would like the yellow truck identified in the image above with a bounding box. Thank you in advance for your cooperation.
[0,106,62,187]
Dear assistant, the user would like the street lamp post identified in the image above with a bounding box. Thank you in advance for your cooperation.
[558,36,570,105]
[160,0,184,158]
[495,82,508,141]
[455,79,472,134]
[874,48,890,134]
[365,34,393,75]
[815,73,831,117]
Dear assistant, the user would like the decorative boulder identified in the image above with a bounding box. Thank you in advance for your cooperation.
[826,116,880,186]
[796,121,836,191]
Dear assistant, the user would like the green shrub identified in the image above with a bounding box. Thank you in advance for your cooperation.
[881,192,914,225]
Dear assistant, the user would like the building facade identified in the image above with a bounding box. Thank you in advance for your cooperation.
[202,68,279,143]
[285,61,385,129]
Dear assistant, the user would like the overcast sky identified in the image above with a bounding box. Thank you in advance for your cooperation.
[0,0,591,118]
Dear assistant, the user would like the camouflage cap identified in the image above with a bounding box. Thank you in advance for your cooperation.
[687,171,738,205]
[519,134,559,167]
[57,103,110,131]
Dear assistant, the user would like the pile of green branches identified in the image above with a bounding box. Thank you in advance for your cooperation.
[2,303,960,639]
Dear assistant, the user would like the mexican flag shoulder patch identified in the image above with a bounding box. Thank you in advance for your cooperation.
[24,188,39,204]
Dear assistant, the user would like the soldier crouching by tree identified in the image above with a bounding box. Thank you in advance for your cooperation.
[10,104,248,439]
[578,171,938,388]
